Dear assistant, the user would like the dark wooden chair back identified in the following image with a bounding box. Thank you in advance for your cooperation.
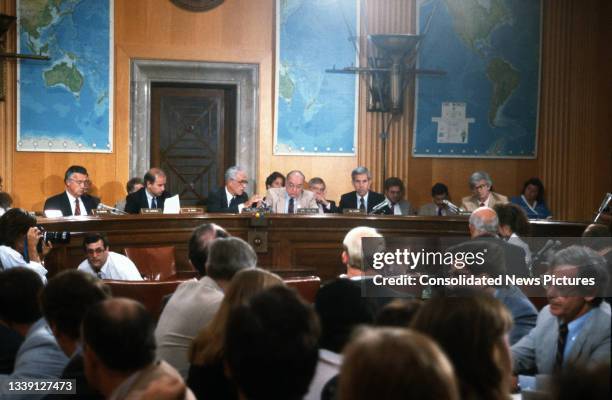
[103,279,185,321]
[124,246,176,281]
[284,275,321,303]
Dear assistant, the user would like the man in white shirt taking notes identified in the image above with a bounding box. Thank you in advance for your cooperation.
[77,233,143,280]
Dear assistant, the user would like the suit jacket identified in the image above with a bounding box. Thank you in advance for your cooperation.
[43,192,100,216]
[125,187,172,214]
[511,303,611,375]
[206,186,249,213]
[318,200,338,214]
[418,202,458,216]
[265,187,319,213]
[495,285,538,345]
[461,191,508,212]
[111,361,196,400]
[385,199,413,216]
[338,191,386,213]
[43,352,103,400]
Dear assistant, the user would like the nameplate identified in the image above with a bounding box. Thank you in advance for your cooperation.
[242,207,271,214]
[297,208,319,215]
[343,208,365,215]
[140,208,162,214]
[92,209,111,216]
[179,207,204,214]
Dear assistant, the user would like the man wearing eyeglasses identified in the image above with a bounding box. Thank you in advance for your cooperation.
[206,166,263,213]
[461,171,508,212]
[44,165,100,216]
[77,233,142,280]
[265,170,319,214]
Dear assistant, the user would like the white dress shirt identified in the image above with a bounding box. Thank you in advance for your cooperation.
[77,251,143,280]
[0,245,48,283]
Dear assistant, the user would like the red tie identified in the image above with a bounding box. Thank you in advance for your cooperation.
[75,198,81,215]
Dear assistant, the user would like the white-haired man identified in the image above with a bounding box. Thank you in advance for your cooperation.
[207,166,263,213]
[461,171,508,212]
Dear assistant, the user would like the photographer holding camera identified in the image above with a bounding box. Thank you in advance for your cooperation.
[0,208,51,283]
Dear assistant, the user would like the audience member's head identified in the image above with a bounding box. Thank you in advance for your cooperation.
[383,177,405,205]
[285,170,306,199]
[189,268,284,366]
[338,327,460,400]
[495,203,530,238]
[469,171,493,202]
[314,278,376,353]
[446,239,507,284]
[431,182,449,206]
[411,294,513,400]
[0,191,13,212]
[468,206,499,238]
[351,166,372,197]
[0,208,36,251]
[224,166,249,197]
[265,171,285,189]
[125,177,144,194]
[82,298,156,397]
[41,270,110,356]
[0,268,44,333]
[374,299,423,327]
[552,363,610,400]
[64,165,89,198]
[521,177,546,204]
[143,167,167,197]
[342,226,382,276]
[188,223,229,276]
[205,237,257,283]
[82,232,111,273]
[225,286,320,400]
[581,223,612,253]
[546,245,609,322]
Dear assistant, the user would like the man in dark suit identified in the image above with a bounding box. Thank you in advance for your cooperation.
[308,177,338,213]
[125,168,172,214]
[44,165,100,216]
[338,166,386,213]
[206,166,263,213]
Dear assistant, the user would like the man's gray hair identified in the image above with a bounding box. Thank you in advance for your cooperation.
[469,208,499,235]
[225,166,245,182]
[342,226,382,268]
[469,171,492,189]
[351,166,371,180]
[206,237,257,281]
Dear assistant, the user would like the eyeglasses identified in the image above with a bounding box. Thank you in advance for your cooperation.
[232,179,249,185]
[474,184,489,190]
[287,183,303,190]
[86,247,106,255]
[70,179,90,186]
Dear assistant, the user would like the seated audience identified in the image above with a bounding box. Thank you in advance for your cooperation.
[224,286,320,400]
[82,298,195,399]
[41,270,110,399]
[495,203,533,266]
[125,167,172,214]
[339,166,385,213]
[305,278,376,400]
[265,170,319,213]
[374,299,423,328]
[469,207,529,277]
[77,233,142,280]
[308,177,338,213]
[115,177,144,212]
[265,171,285,189]
[0,191,12,217]
[383,177,413,215]
[511,177,552,219]
[512,246,610,377]
[44,165,100,216]
[187,223,229,278]
[0,268,69,396]
[418,182,457,216]
[187,268,284,400]
[552,363,610,400]
[155,237,257,377]
[582,223,612,261]
[411,293,513,400]
[0,323,22,375]
[207,166,262,213]
[338,327,460,400]
[461,171,508,212]
[0,208,49,282]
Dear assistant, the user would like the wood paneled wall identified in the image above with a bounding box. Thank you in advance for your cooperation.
[1,0,610,221]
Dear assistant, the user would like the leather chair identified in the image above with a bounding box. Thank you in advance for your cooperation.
[103,279,185,321]
[284,275,321,303]
[124,246,176,281]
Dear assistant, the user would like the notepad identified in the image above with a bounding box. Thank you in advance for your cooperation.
[163,195,181,214]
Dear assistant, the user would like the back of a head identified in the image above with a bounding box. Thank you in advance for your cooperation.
[0,267,43,325]
[582,224,612,252]
[552,363,610,400]
[206,237,257,281]
[447,239,507,278]
[469,207,499,236]
[494,203,530,235]
[0,192,12,209]
[410,294,512,400]
[339,327,459,400]
[0,208,36,248]
[188,223,229,276]
[82,298,155,372]
[374,299,423,328]
[225,285,320,400]
[315,278,375,353]
[343,226,382,269]
[41,270,110,340]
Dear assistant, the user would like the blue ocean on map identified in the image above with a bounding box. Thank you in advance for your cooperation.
[414,0,540,158]
[275,0,357,155]
[18,0,111,152]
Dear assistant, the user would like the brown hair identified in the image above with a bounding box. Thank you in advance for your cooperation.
[189,268,284,365]
[338,327,460,400]
[411,294,513,400]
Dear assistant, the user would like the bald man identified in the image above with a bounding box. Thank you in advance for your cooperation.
[265,170,319,214]
[125,168,173,214]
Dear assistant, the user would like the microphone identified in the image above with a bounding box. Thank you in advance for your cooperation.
[97,203,127,215]
[370,199,390,214]
[442,199,463,214]
[531,239,561,266]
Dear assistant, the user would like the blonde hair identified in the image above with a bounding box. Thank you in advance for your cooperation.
[189,268,284,365]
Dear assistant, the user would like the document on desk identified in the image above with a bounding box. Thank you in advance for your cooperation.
[163,195,181,214]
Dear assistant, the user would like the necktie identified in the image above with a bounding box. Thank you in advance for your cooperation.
[74,198,81,216]
[437,206,443,216]
[554,323,569,371]
[359,197,365,212]
[151,197,158,209]
[229,196,238,209]
[96,271,104,279]
[288,198,295,214]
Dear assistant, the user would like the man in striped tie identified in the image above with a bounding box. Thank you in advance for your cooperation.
[43,165,100,216]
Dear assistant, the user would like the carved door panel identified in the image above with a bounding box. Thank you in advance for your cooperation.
[151,85,235,206]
